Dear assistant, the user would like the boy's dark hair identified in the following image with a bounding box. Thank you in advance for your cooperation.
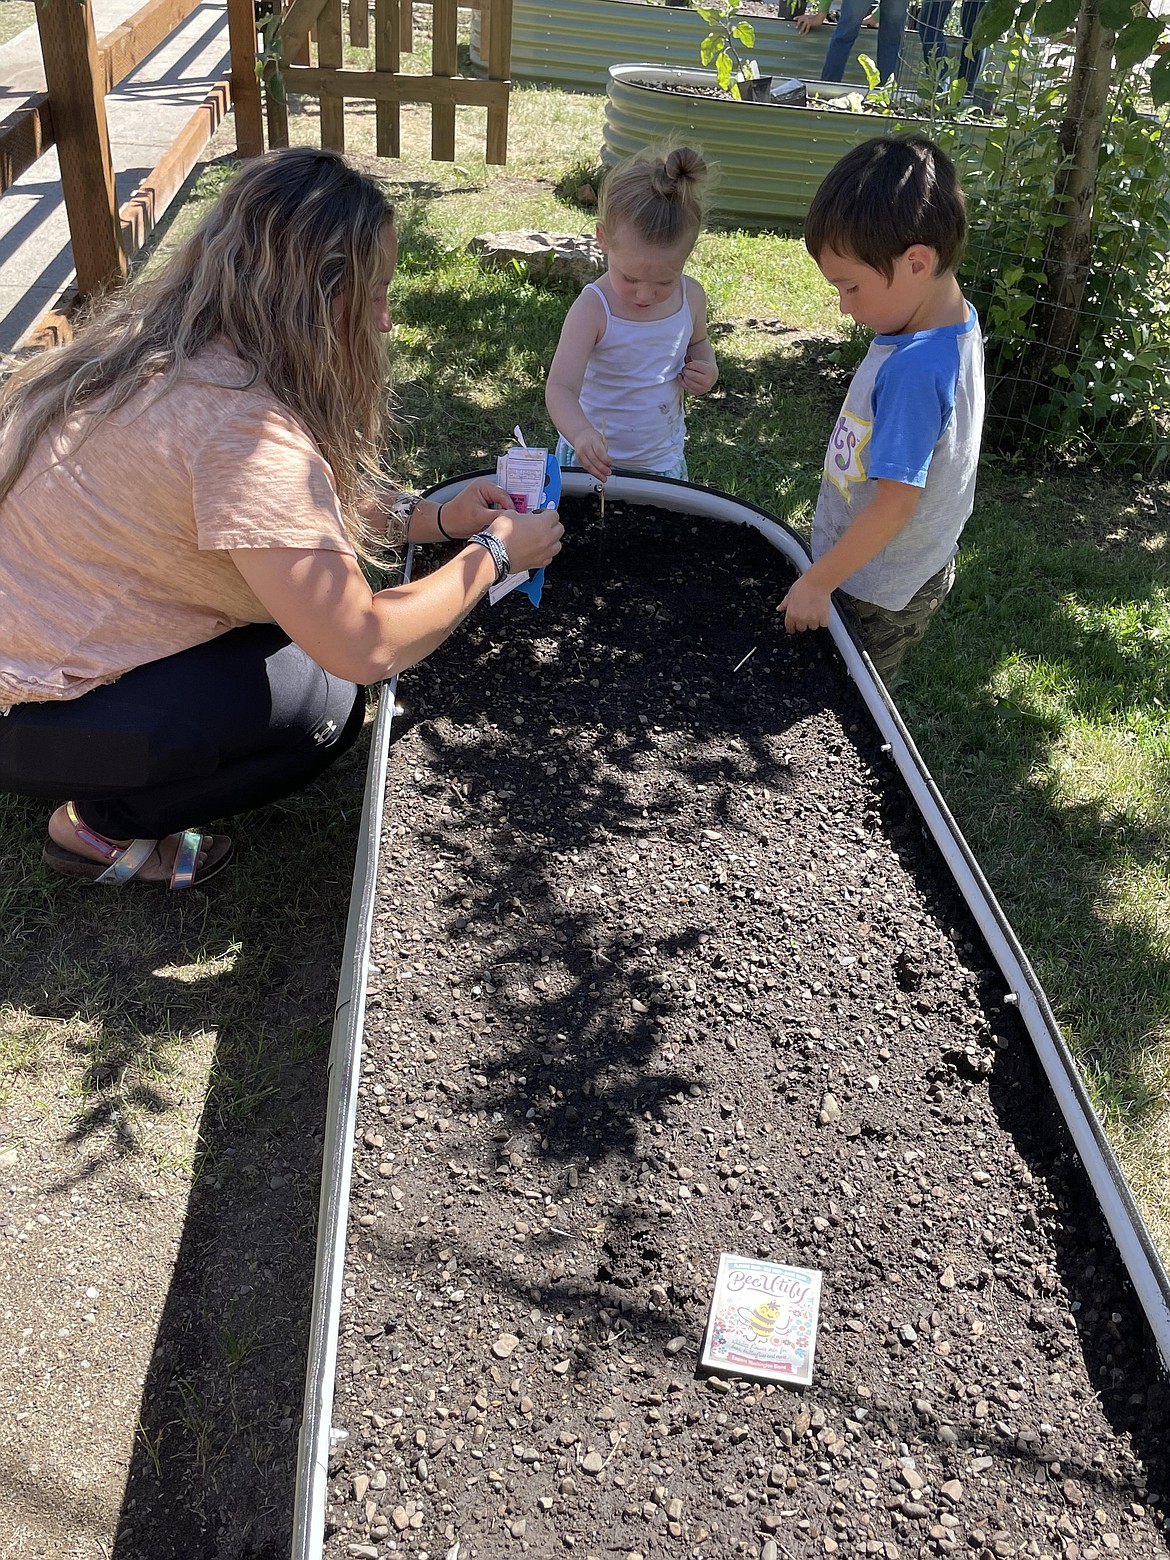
[803,134,967,280]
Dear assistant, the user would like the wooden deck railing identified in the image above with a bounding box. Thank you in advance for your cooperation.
[1,0,512,339]
[0,0,262,322]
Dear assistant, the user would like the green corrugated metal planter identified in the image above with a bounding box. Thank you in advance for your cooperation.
[602,65,992,229]
[470,0,877,88]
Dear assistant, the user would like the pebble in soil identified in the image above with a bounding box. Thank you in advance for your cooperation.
[324,498,1169,1560]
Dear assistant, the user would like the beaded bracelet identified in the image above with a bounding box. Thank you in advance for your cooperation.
[468,530,511,584]
[388,492,422,536]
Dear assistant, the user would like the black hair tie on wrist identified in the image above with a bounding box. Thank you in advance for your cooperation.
[436,503,456,541]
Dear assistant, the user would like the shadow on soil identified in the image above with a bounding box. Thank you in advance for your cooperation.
[385,499,1170,1510]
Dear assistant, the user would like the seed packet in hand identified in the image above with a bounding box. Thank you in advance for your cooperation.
[488,446,558,607]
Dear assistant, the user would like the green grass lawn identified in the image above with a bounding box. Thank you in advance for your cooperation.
[0,3,36,48]
[4,66,1168,1267]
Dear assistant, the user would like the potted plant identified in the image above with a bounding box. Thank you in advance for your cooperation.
[694,0,771,100]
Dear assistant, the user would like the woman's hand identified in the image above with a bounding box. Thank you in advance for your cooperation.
[487,506,564,574]
[438,475,513,538]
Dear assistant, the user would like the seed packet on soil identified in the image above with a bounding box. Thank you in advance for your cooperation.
[701,1253,823,1388]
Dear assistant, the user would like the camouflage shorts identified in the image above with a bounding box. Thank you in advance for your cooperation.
[839,556,957,685]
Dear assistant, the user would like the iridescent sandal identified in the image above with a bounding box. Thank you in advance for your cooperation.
[43,802,233,888]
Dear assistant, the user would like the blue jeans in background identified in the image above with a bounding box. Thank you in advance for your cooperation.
[821,0,910,84]
[917,0,987,91]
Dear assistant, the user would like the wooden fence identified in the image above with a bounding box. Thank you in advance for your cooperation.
[264,0,513,164]
[0,0,261,329]
[0,0,512,337]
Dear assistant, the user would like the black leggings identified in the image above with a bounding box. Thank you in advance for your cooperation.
[0,625,366,840]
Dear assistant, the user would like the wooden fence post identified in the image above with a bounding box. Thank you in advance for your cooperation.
[227,0,265,156]
[35,0,125,297]
[374,0,401,159]
[317,0,345,149]
[431,0,457,161]
[485,0,510,166]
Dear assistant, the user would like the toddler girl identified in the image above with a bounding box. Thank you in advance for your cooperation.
[545,145,719,482]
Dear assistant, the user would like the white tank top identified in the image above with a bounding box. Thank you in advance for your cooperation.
[578,279,694,472]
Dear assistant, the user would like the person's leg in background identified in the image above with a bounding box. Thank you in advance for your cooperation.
[873,0,911,84]
[917,0,954,76]
[821,0,878,80]
[0,624,366,880]
[957,0,987,91]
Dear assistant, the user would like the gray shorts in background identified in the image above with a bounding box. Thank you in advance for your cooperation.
[839,556,957,686]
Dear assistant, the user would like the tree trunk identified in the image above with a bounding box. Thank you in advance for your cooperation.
[1032,0,1115,371]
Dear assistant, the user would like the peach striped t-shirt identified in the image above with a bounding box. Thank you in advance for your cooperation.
[0,342,355,709]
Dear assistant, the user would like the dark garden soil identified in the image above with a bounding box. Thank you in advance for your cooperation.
[324,496,1169,1560]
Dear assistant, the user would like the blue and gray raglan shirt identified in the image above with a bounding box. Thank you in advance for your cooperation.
[811,303,986,611]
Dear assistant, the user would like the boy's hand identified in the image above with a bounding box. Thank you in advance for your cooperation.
[794,10,825,30]
[573,427,612,483]
[680,356,719,395]
[777,575,832,633]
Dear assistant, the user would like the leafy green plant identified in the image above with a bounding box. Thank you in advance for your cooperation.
[975,0,1170,108]
[811,52,989,128]
[969,0,1169,446]
[961,33,1170,469]
[253,0,286,104]
[691,0,761,98]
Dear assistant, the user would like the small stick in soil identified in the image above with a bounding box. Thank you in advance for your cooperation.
[596,426,610,568]
[732,645,757,673]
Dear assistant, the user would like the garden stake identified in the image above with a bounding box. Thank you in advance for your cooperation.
[596,416,608,567]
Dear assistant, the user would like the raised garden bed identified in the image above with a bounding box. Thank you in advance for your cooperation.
[315,492,1170,1560]
[602,64,993,227]
[469,0,881,90]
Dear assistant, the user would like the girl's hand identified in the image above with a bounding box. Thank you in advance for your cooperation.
[680,358,719,395]
[441,475,513,537]
[487,507,565,574]
[573,428,612,483]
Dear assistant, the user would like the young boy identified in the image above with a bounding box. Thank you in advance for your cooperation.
[778,133,985,684]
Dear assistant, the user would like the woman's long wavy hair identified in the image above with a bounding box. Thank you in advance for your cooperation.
[0,147,396,559]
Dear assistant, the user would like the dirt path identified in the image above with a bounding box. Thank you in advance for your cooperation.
[1,743,368,1560]
[324,497,1169,1560]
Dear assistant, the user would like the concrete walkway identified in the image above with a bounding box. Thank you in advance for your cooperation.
[0,0,232,354]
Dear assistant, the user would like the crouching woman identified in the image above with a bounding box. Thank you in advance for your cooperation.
[0,147,562,887]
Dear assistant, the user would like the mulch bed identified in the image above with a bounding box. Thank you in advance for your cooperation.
[324,496,1169,1560]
